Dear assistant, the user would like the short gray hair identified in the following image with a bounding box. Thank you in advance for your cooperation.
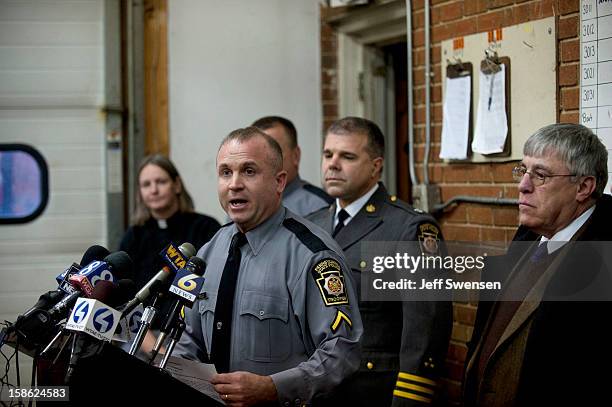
[218,126,283,173]
[524,123,608,199]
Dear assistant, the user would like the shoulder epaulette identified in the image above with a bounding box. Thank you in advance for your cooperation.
[283,218,329,253]
[303,184,334,204]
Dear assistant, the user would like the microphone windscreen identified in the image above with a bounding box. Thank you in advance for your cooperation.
[80,245,111,267]
[111,279,137,306]
[179,242,196,258]
[187,256,206,276]
[89,280,117,303]
[103,251,134,280]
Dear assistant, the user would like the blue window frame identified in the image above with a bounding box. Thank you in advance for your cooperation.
[0,144,49,224]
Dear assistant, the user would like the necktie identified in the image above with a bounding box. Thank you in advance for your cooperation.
[530,241,550,263]
[332,209,349,237]
[211,232,247,373]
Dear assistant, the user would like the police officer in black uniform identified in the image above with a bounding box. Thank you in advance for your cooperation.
[308,117,452,406]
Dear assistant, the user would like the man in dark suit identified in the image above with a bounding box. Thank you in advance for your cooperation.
[464,123,612,406]
[308,117,452,406]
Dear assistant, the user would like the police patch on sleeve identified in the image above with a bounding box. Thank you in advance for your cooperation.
[418,223,441,256]
[312,258,349,307]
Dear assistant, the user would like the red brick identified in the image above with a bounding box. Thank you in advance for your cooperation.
[487,0,514,10]
[432,23,450,43]
[413,67,426,86]
[514,2,537,23]
[451,323,474,342]
[447,341,469,363]
[433,104,443,122]
[443,165,491,183]
[504,186,519,199]
[559,64,578,87]
[431,85,442,103]
[430,164,444,183]
[432,45,442,63]
[453,303,477,325]
[320,23,334,38]
[443,225,480,241]
[323,103,337,117]
[442,204,468,224]
[413,10,424,29]
[441,185,505,201]
[445,360,466,382]
[448,17,479,37]
[439,1,463,23]
[559,0,579,15]
[492,162,519,183]
[468,205,493,225]
[537,0,556,18]
[464,0,487,16]
[561,87,579,110]
[558,15,579,40]
[477,9,509,32]
[560,110,579,124]
[321,55,337,69]
[321,69,336,86]
[321,38,336,54]
[321,87,337,102]
[480,227,507,244]
[413,28,425,48]
[493,207,519,226]
[560,39,579,62]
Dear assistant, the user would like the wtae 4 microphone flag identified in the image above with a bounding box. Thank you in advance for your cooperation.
[169,268,204,306]
[112,304,144,343]
[66,298,121,342]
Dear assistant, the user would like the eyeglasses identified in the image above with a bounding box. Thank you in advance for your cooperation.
[511,165,576,186]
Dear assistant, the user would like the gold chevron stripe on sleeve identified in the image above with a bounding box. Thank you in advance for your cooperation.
[330,310,352,332]
[396,380,435,395]
[398,372,437,386]
[393,389,432,403]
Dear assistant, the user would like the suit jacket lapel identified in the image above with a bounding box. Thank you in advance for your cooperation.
[334,186,385,251]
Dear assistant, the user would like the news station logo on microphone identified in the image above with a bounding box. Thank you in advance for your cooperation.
[66,298,121,342]
[169,268,205,305]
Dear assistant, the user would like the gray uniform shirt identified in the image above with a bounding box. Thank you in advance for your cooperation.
[282,176,333,217]
[174,207,363,405]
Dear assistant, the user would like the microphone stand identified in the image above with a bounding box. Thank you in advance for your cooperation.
[128,293,162,356]
[159,319,186,370]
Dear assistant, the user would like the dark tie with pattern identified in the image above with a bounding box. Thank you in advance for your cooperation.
[210,232,247,373]
[332,209,349,237]
[530,241,550,263]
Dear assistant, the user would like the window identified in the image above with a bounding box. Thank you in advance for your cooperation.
[0,144,49,224]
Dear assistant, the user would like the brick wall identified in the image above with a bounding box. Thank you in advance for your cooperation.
[321,0,579,404]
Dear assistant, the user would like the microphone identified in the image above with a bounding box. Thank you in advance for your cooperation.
[0,246,112,347]
[48,252,134,320]
[6,252,133,347]
[120,242,196,316]
[56,245,111,295]
[149,256,206,363]
[64,280,135,382]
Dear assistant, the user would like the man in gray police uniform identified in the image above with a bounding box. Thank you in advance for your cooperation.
[174,126,362,406]
[308,117,452,406]
[252,116,333,216]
